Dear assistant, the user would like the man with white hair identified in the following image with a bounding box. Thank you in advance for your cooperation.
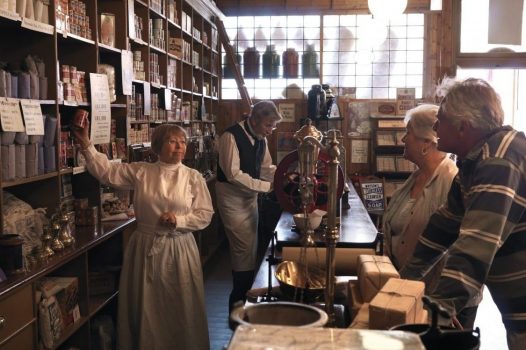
[216,101,282,316]
[401,78,526,350]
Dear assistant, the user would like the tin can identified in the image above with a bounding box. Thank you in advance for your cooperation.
[73,109,89,129]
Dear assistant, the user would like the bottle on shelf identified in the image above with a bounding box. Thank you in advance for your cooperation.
[262,44,279,78]
[322,84,334,119]
[243,47,260,79]
[223,52,241,79]
[307,84,326,121]
[302,44,319,78]
[283,48,299,78]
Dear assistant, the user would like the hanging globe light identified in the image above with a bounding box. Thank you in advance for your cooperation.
[368,0,408,20]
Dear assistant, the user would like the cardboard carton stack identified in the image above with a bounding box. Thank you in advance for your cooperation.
[348,254,428,330]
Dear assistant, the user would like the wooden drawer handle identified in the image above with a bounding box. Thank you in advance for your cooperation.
[0,316,5,329]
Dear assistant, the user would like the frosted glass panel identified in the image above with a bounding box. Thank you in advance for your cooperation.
[461,0,526,53]
[373,75,389,87]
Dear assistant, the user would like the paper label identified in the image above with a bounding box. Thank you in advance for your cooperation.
[0,9,21,21]
[0,98,25,132]
[89,73,112,144]
[20,100,45,135]
[21,18,54,35]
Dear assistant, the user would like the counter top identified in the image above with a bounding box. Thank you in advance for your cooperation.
[0,218,136,298]
[276,184,378,249]
[228,324,425,350]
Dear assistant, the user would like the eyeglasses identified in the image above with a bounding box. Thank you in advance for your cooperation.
[263,123,277,131]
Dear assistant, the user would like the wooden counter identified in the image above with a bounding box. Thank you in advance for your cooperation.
[252,184,378,293]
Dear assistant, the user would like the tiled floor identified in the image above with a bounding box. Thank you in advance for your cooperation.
[204,245,509,350]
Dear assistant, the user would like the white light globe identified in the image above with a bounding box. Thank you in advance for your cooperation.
[368,0,408,20]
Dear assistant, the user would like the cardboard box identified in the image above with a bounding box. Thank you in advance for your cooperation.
[39,277,80,328]
[349,303,369,329]
[357,254,400,302]
[369,278,425,330]
[347,280,363,319]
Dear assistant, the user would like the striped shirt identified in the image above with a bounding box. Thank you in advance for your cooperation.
[400,126,526,331]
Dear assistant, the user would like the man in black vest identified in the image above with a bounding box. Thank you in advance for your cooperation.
[216,101,282,315]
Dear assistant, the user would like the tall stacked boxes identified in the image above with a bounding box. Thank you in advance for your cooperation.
[356,254,400,302]
[369,278,425,330]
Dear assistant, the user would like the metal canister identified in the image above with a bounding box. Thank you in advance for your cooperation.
[72,109,89,129]
[0,234,24,274]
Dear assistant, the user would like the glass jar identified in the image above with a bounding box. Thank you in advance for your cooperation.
[262,45,280,78]
[243,47,260,78]
[322,84,334,119]
[223,53,241,79]
[283,48,299,78]
[307,84,326,120]
[302,44,319,78]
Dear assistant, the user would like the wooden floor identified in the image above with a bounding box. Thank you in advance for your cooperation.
[203,245,509,350]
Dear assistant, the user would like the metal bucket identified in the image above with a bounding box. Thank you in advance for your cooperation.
[230,302,328,328]
[275,260,325,302]
[391,323,480,350]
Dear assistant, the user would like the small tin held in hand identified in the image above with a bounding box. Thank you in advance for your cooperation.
[72,109,89,129]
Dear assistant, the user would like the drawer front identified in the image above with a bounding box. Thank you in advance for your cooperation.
[0,284,34,344]
[0,323,35,350]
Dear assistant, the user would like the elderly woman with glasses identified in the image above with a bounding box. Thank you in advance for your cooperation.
[383,103,480,329]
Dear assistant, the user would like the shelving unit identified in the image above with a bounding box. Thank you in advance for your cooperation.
[0,0,224,348]
[370,115,415,199]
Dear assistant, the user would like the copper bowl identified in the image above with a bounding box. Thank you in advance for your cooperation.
[275,260,326,302]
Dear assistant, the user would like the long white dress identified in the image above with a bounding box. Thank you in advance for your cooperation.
[82,145,213,350]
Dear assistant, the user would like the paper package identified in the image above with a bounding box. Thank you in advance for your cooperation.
[369,278,425,330]
[347,280,364,319]
[349,303,369,329]
[357,254,400,302]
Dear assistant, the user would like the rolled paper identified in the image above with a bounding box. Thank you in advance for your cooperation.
[43,116,57,147]
[15,144,26,179]
[25,142,38,177]
[1,145,16,180]
[0,70,6,97]
[8,0,15,12]
[44,145,55,172]
[40,2,48,23]
[16,0,26,17]
[10,74,18,98]
[5,71,11,98]
[0,0,8,11]
[38,144,44,174]
[15,132,29,145]
[30,72,39,99]
[18,72,30,99]
[34,0,42,22]
[24,0,34,19]
[1,132,16,145]
[39,76,47,99]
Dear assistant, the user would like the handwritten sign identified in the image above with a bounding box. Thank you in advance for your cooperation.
[360,180,385,212]
[0,98,25,132]
[278,103,295,123]
[89,73,112,144]
[0,9,21,21]
[20,100,45,135]
[396,88,416,115]
[121,50,133,96]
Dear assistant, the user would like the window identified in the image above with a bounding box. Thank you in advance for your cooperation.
[221,14,424,100]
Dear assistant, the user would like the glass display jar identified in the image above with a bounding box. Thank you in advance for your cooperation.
[302,44,319,78]
[243,47,260,78]
[262,45,280,78]
[322,84,334,119]
[283,48,299,78]
[307,84,326,120]
[223,52,241,79]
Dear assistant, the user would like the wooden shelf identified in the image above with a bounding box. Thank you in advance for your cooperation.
[1,172,59,188]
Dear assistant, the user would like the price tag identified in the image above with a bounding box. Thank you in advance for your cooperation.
[0,9,21,21]
[0,98,25,132]
[20,100,45,135]
[21,18,54,35]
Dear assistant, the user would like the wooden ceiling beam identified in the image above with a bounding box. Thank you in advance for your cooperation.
[216,0,432,16]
